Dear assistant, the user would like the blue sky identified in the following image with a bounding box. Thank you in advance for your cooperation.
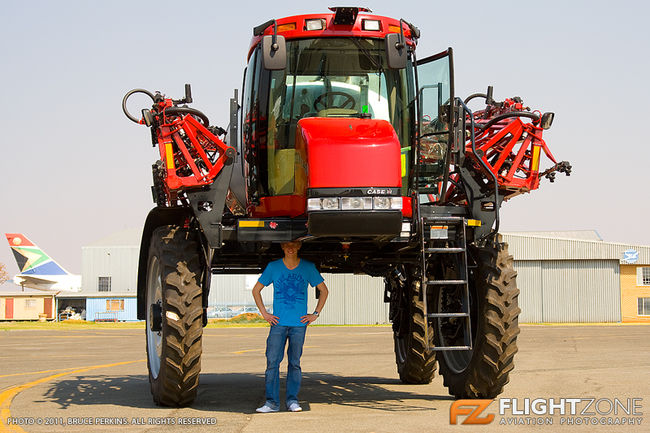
[1,0,649,281]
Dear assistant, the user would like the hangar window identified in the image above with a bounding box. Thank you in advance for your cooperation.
[638,298,650,316]
[106,299,124,312]
[98,276,111,292]
[638,267,650,286]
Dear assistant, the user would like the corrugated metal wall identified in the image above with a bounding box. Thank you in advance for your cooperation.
[513,260,621,323]
[82,247,139,294]
[86,297,138,321]
[81,234,634,324]
[208,273,390,325]
[341,274,389,325]
[513,261,543,323]
[503,234,650,262]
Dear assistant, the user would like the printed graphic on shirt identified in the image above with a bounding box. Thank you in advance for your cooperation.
[275,273,307,309]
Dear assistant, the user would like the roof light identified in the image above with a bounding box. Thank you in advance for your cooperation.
[362,19,381,31]
[305,18,325,31]
[329,6,371,25]
[277,22,296,32]
[388,24,402,34]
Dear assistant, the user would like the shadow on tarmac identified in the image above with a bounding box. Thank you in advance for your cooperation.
[39,372,454,413]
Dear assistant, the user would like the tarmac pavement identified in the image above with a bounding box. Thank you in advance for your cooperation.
[0,325,648,433]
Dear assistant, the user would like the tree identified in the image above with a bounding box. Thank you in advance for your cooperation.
[0,262,9,285]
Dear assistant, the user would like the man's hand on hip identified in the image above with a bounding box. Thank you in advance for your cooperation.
[300,313,319,325]
[262,311,279,325]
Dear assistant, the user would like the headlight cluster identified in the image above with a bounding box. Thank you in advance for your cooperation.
[308,197,403,211]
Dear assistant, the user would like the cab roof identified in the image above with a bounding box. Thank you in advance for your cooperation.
[248,9,417,60]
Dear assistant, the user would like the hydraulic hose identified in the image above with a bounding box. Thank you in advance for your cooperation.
[122,89,155,123]
[463,93,487,104]
[477,111,539,131]
[164,107,210,126]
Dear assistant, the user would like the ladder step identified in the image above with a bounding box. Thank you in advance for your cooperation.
[426,280,467,285]
[425,247,465,253]
[429,346,472,351]
[427,312,469,318]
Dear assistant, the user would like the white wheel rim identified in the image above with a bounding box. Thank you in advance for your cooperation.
[146,256,163,379]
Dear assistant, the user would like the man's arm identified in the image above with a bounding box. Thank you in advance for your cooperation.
[252,281,279,325]
[300,282,329,325]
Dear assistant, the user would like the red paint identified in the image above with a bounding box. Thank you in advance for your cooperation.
[44,297,53,319]
[5,298,13,319]
[252,195,306,218]
[468,116,554,192]
[248,13,416,59]
[297,118,402,189]
[402,196,413,218]
[132,94,236,205]
[158,114,234,192]
[5,233,35,247]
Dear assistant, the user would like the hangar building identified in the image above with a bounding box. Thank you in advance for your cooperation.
[55,228,650,324]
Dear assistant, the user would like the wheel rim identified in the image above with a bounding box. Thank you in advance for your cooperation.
[437,285,474,374]
[395,334,407,365]
[146,255,163,379]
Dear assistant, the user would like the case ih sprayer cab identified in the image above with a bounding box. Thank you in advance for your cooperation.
[123,7,570,406]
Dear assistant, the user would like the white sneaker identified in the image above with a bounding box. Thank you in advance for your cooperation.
[256,403,279,413]
[288,402,302,412]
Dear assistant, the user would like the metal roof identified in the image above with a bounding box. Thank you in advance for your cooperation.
[84,229,650,264]
[503,233,650,264]
[56,292,137,298]
[0,291,58,297]
[84,228,142,248]
[503,230,603,241]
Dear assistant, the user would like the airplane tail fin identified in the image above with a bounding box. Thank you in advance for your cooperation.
[5,233,71,276]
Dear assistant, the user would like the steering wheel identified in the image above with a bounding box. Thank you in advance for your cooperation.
[313,92,356,111]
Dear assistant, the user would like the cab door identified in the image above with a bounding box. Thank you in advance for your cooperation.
[414,48,454,202]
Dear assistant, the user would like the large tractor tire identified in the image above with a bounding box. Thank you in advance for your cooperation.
[145,225,204,406]
[392,277,437,384]
[435,235,520,398]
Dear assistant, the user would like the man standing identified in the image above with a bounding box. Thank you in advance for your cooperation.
[252,240,329,413]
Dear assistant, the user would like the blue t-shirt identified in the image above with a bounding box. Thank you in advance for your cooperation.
[258,259,324,327]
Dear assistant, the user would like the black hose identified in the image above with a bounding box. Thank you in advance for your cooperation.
[164,107,210,126]
[463,93,487,104]
[477,111,540,131]
[122,89,155,123]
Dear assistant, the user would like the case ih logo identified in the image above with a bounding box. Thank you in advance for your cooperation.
[366,188,395,195]
[450,400,495,425]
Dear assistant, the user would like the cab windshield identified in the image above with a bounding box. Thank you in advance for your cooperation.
[266,37,412,195]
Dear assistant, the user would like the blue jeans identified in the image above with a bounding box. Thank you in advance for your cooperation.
[264,325,307,408]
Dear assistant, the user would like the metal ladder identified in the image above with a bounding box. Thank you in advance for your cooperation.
[419,215,473,352]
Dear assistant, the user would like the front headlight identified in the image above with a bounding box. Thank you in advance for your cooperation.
[307,196,402,211]
[322,197,340,210]
[308,197,341,210]
[341,197,372,210]
[373,197,391,209]
[307,198,321,211]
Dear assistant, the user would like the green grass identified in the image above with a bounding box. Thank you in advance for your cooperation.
[0,320,145,331]
[0,319,392,331]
